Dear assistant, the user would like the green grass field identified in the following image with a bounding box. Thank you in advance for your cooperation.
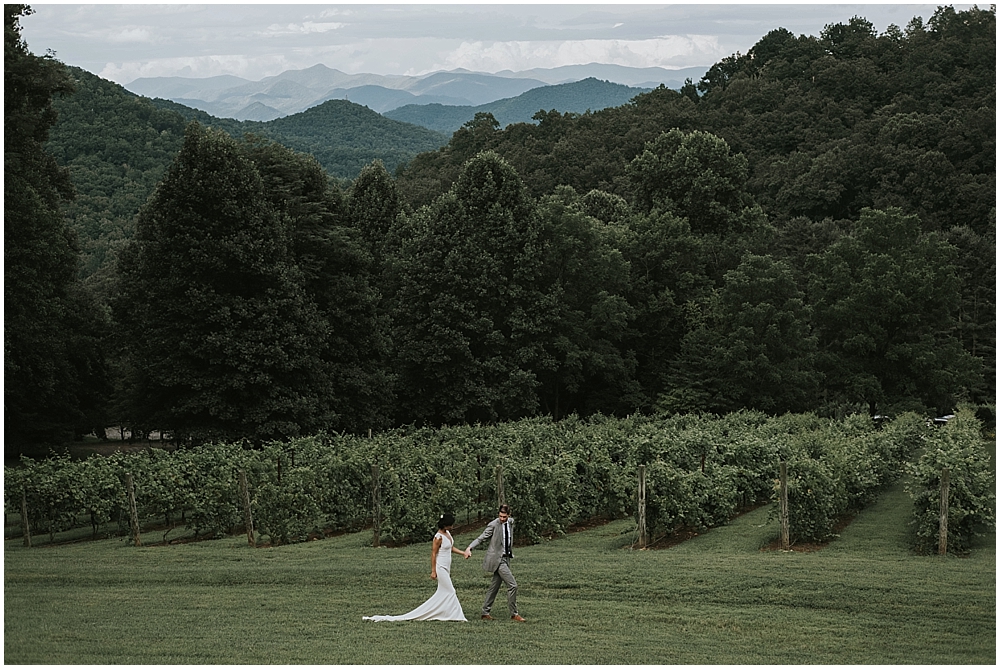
[4,477,995,664]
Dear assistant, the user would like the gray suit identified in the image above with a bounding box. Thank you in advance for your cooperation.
[468,517,518,617]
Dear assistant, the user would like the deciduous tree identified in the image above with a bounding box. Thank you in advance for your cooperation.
[627,128,756,235]
[661,254,819,415]
[533,187,640,417]
[388,151,556,424]
[807,207,980,415]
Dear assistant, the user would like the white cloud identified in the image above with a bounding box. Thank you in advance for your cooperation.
[261,22,346,36]
[433,36,724,73]
[107,27,156,44]
[318,9,354,19]
[100,54,296,83]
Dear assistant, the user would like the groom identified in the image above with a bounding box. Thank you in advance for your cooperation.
[463,503,525,622]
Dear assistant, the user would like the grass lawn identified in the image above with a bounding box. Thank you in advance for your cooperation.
[4,477,995,664]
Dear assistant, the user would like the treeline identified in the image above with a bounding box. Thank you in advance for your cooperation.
[4,5,995,456]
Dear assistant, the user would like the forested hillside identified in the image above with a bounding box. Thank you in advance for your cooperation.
[249,99,448,176]
[394,6,995,408]
[385,77,651,134]
[42,66,447,289]
[5,5,994,458]
[143,80,451,178]
[397,10,995,225]
[43,68,190,286]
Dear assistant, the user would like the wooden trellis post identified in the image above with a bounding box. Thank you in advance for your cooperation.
[238,469,255,547]
[20,489,31,548]
[371,463,381,547]
[125,472,141,547]
[938,468,950,556]
[495,465,505,508]
[637,465,647,549]
[779,462,790,551]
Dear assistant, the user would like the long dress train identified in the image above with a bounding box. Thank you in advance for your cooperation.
[363,531,468,622]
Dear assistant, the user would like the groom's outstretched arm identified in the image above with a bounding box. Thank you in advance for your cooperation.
[464,522,494,558]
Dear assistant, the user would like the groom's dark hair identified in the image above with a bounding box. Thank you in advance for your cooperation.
[499,504,510,514]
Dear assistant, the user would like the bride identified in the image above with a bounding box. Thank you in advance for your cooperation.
[363,513,468,622]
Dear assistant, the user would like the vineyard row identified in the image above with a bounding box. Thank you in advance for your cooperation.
[4,409,993,552]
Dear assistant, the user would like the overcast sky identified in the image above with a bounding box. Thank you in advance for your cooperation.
[20,3,961,84]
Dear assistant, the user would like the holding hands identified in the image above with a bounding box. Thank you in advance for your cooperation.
[463,548,472,559]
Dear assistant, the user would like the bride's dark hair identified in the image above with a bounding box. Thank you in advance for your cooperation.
[437,513,455,529]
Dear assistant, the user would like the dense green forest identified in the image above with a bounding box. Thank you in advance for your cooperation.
[385,77,651,134]
[4,5,994,458]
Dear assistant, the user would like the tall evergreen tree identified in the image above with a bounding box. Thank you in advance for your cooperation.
[617,209,712,408]
[347,159,404,270]
[114,123,328,443]
[246,138,394,433]
[5,5,110,454]
[944,221,996,404]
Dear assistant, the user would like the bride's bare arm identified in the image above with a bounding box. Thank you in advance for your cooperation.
[431,534,442,578]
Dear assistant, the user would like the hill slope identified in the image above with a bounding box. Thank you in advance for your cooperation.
[3,490,994,663]
[147,95,449,177]
[45,67,448,284]
[385,77,651,134]
[320,85,469,113]
[247,99,449,176]
[396,13,996,227]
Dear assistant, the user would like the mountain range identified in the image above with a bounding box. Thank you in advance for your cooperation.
[385,77,652,135]
[124,63,709,121]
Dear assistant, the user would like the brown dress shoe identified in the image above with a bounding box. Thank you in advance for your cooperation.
[481,615,494,620]
[511,614,526,622]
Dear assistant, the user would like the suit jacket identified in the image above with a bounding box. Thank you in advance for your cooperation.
[468,517,514,576]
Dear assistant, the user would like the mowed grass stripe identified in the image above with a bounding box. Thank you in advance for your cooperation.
[5,478,994,664]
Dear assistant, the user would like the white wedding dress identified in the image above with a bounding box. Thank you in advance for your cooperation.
[363,531,468,622]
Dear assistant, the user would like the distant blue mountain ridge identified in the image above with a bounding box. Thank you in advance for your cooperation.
[123,63,709,122]
[385,77,654,134]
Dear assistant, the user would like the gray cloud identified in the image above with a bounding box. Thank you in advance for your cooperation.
[20,4,961,84]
